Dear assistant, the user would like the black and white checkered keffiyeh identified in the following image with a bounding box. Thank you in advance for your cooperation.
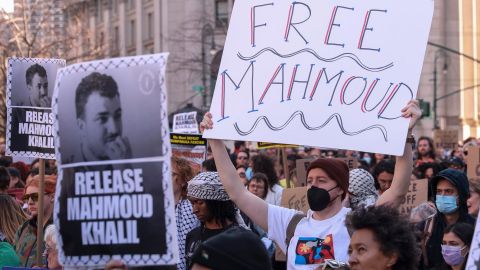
[348,168,378,209]
[187,172,230,201]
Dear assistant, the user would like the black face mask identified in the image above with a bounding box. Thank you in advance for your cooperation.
[307,185,338,211]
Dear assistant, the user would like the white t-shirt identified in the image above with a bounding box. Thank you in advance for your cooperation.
[268,205,351,269]
[265,183,284,206]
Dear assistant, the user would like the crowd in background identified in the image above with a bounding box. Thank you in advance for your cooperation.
[0,128,479,270]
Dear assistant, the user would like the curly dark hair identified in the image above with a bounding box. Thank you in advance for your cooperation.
[251,154,278,191]
[346,205,420,270]
[75,72,119,119]
[371,159,395,190]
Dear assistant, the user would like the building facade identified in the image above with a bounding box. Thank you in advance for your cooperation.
[64,0,234,116]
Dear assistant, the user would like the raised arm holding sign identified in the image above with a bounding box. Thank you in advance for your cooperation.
[201,100,420,268]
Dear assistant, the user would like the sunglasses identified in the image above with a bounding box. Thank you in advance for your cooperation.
[22,193,49,202]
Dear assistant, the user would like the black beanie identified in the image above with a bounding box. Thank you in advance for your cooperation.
[190,227,272,270]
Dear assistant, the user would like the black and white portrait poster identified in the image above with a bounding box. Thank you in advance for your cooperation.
[52,53,178,268]
[6,57,66,158]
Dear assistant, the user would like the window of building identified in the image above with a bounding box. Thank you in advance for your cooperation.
[97,0,103,22]
[113,26,119,51]
[112,0,118,15]
[147,12,153,40]
[99,32,104,48]
[128,0,135,9]
[129,19,136,47]
[215,0,229,27]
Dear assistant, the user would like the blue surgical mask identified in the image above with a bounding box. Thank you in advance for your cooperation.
[245,167,253,180]
[436,195,458,214]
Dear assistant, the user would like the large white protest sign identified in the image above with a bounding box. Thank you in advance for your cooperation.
[203,0,434,155]
[52,54,177,268]
[6,57,66,159]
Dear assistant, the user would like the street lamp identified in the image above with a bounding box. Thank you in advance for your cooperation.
[201,24,216,109]
[433,49,449,129]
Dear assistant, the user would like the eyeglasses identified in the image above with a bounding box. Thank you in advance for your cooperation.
[238,172,246,178]
[237,156,248,160]
[22,193,49,202]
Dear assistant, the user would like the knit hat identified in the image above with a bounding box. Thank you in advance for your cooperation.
[306,159,349,200]
[348,169,378,209]
[187,172,230,201]
[190,227,272,270]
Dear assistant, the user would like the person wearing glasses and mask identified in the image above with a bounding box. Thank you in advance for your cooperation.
[14,175,56,267]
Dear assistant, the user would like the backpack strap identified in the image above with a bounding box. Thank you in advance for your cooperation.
[285,213,306,258]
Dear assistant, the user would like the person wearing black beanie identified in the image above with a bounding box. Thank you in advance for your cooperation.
[190,227,272,270]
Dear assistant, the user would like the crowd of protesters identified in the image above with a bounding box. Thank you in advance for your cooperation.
[1,99,480,270]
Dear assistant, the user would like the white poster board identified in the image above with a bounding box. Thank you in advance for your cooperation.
[172,111,199,133]
[52,54,178,268]
[203,0,434,155]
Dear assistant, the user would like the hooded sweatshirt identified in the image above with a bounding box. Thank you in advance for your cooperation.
[423,169,475,269]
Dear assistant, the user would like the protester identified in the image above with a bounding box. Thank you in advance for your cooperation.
[7,167,25,189]
[235,150,249,168]
[14,175,56,267]
[0,236,20,269]
[415,136,436,168]
[236,165,248,185]
[0,194,28,245]
[371,160,395,195]
[447,157,465,171]
[190,227,272,270]
[171,156,200,270]
[347,205,420,270]
[420,169,475,269]
[467,178,480,217]
[200,100,420,269]
[0,166,11,194]
[348,169,378,210]
[441,222,474,270]
[247,172,269,200]
[44,224,62,269]
[251,154,283,205]
[202,158,217,172]
[185,172,243,268]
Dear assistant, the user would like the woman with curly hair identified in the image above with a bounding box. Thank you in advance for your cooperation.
[251,154,283,205]
[347,205,420,270]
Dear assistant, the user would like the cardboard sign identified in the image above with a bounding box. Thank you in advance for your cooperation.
[172,111,199,134]
[465,207,480,269]
[433,130,458,150]
[257,142,298,149]
[280,187,309,214]
[296,158,358,187]
[203,0,434,155]
[467,146,480,181]
[52,54,178,268]
[398,178,428,215]
[6,57,66,159]
[170,133,207,173]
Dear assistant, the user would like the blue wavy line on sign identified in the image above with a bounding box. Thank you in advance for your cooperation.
[237,48,394,72]
[233,111,388,142]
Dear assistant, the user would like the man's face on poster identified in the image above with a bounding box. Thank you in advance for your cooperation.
[27,73,49,107]
[77,92,122,160]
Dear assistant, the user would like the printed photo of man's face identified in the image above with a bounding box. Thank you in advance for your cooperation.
[25,64,49,107]
[78,92,122,160]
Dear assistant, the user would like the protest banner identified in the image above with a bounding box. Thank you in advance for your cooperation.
[203,0,434,155]
[433,129,458,150]
[466,208,480,270]
[296,158,358,186]
[170,133,207,173]
[172,111,199,133]
[398,178,428,215]
[52,54,178,268]
[280,187,309,214]
[257,142,298,149]
[6,57,66,159]
[467,146,480,181]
